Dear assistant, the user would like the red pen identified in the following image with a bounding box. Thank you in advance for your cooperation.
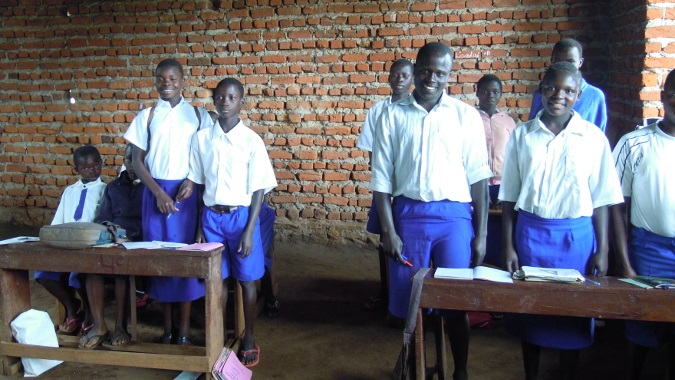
[401,255,413,267]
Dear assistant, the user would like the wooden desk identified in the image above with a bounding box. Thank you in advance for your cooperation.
[0,242,229,378]
[414,270,675,379]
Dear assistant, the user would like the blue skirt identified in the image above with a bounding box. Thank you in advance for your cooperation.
[507,211,596,350]
[143,178,205,302]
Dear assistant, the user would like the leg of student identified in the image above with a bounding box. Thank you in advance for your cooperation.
[35,275,81,333]
[177,301,192,345]
[110,275,130,346]
[83,274,107,337]
[221,278,230,340]
[522,341,540,380]
[74,275,91,331]
[239,280,258,365]
[162,303,173,343]
[559,349,580,380]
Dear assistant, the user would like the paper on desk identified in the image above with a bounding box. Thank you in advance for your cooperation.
[176,242,224,251]
[121,241,188,249]
[0,236,40,245]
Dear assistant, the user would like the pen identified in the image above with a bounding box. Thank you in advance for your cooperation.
[400,255,413,267]
[586,278,601,286]
[166,201,180,220]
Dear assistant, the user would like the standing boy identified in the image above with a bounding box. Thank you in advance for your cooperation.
[370,42,491,380]
[612,69,675,380]
[35,145,106,337]
[189,78,277,367]
[529,38,608,132]
[124,58,210,345]
[80,144,144,348]
[357,58,413,314]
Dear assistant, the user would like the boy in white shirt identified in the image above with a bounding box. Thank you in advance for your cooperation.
[189,78,277,368]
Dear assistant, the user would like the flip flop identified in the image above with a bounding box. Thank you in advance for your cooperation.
[58,311,84,335]
[238,345,260,368]
[78,331,108,349]
[102,331,131,348]
[77,322,94,337]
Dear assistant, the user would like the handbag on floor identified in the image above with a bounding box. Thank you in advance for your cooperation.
[392,268,430,380]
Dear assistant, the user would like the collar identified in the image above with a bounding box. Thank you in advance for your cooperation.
[477,108,502,117]
[529,110,586,136]
[401,91,453,111]
[156,96,186,110]
[209,119,246,141]
[75,177,102,189]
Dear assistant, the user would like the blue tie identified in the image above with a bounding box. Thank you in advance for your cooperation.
[73,188,87,221]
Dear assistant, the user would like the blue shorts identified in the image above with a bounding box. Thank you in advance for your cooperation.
[259,202,276,271]
[625,227,675,347]
[34,271,81,289]
[202,206,265,282]
[506,211,596,349]
[388,197,473,319]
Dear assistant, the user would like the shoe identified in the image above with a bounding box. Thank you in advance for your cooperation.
[136,294,150,308]
[265,299,281,318]
[58,311,84,335]
[176,336,192,346]
[160,333,173,344]
[238,345,260,368]
[78,331,108,349]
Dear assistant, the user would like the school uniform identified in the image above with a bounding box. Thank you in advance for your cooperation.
[124,96,211,302]
[613,123,675,347]
[95,170,144,241]
[529,78,608,132]
[188,119,277,282]
[478,109,517,266]
[499,111,623,349]
[259,201,276,271]
[370,92,492,319]
[35,178,106,288]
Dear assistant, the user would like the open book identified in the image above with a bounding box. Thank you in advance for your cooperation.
[619,276,675,289]
[434,266,513,283]
[513,266,584,283]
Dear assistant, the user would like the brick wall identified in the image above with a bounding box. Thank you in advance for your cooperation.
[0,0,670,246]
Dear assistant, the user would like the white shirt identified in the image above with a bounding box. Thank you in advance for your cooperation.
[370,92,492,202]
[123,97,210,180]
[52,178,106,225]
[499,111,623,219]
[188,119,277,207]
[357,97,393,152]
[613,123,675,237]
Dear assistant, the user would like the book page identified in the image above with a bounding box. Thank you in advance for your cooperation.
[473,266,513,283]
[434,268,474,280]
[176,242,224,251]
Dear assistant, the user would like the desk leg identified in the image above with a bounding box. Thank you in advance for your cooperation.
[129,276,138,342]
[415,308,425,380]
[0,268,30,375]
[205,264,224,376]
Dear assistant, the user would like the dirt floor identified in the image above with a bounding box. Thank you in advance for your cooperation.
[0,225,670,379]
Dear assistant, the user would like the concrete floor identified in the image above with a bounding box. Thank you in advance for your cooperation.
[0,225,670,379]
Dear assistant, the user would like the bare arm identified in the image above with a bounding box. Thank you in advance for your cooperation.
[587,205,609,276]
[373,191,404,264]
[501,201,518,273]
[469,179,488,267]
[238,189,264,258]
[610,201,637,277]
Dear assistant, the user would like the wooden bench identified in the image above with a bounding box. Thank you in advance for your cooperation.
[0,242,238,379]
[414,270,675,380]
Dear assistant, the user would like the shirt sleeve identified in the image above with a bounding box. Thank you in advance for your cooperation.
[248,137,278,194]
[590,135,624,208]
[612,135,633,198]
[123,108,151,151]
[187,133,205,185]
[596,93,608,132]
[51,192,67,225]
[498,128,522,203]
[357,105,379,152]
[462,108,493,185]
[528,90,543,121]
[369,106,395,194]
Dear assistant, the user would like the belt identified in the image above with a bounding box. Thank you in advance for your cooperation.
[207,205,239,214]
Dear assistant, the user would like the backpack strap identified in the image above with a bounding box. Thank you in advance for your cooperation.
[145,105,202,155]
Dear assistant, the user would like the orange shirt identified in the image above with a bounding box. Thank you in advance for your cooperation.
[478,109,517,185]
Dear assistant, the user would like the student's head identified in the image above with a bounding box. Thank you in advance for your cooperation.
[123,144,135,178]
[661,69,675,124]
[213,78,245,119]
[73,145,102,184]
[155,59,184,104]
[539,62,582,118]
[476,74,502,114]
[388,59,414,98]
[551,38,584,69]
[413,42,453,105]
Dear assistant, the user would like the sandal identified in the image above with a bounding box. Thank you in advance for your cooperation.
[58,311,84,335]
[160,333,173,344]
[78,331,108,349]
[265,299,281,318]
[77,322,94,337]
[102,331,131,348]
[238,345,260,368]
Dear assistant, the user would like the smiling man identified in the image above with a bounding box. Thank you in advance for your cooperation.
[369,42,491,380]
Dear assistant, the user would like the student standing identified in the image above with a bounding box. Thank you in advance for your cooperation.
[500,62,624,380]
[124,58,210,345]
[612,69,675,380]
[529,38,608,132]
[357,58,414,315]
[35,145,106,337]
[189,78,277,367]
[370,42,491,380]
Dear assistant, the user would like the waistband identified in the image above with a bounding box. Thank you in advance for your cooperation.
[207,205,240,214]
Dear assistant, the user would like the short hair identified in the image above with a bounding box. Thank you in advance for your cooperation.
[542,61,582,85]
[552,38,583,58]
[477,74,502,92]
[215,78,245,98]
[664,69,675,89]
[156,59,184,77]
[73,145,101,166]
[390,59,413,73]
[416,42,452,64]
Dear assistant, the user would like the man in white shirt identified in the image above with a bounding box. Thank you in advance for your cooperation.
[370,42,491,380]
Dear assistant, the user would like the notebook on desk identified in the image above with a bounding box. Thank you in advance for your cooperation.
[434,266,513,283]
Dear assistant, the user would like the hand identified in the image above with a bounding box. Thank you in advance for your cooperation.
[587,250,609,277]
[621,264,637,278]
[155,190,177,214]
[175,179,194,202]
[503,245,519,274]
[470,235,487,268]
[195,228,205,244]
[380,231,404,264]
[237,230,254,258]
